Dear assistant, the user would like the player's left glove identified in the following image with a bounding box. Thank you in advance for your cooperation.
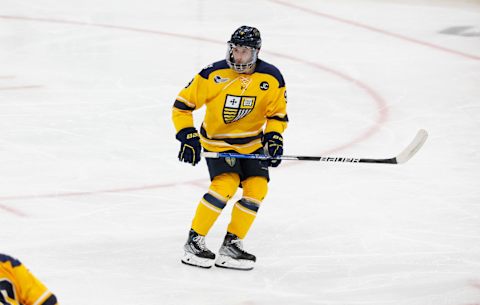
[263,132,283,167]
[176,127,201,166]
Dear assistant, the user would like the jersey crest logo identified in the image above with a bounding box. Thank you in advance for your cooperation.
[260,81,269,90]
[223,94,256,124]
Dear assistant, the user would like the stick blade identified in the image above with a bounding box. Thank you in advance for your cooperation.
[395,129,428,164]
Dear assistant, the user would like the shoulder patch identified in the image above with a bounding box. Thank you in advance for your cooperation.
[254,60,285,88]
[0,254,22,267]
[199,60,230,79]
[259,81,269,90]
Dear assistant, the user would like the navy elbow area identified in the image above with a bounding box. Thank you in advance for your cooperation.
[267,115,289,122]
[41,294,58,305]
[174,100,195,111]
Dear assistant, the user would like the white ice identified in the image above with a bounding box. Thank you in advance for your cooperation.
[1,1,480,304]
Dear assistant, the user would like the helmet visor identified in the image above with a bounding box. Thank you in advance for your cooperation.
[226,43,258,73]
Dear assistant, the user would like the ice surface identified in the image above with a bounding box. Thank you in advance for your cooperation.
[1,1,479,304]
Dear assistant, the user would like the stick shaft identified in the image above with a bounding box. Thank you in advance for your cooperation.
[202,129,428,165]
[202,152,396,164]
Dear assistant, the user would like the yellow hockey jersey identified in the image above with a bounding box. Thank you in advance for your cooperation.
[0,254,58,305]
[172,59,288,154]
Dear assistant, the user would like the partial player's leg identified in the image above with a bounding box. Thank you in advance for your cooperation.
[215,175,268,270]
[181,172,240,268]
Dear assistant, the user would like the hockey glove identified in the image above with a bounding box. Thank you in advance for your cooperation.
[263,132,283,167]
[176,127,201,166]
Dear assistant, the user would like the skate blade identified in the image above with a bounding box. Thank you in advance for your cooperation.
[214,254,254,271]
[181,252,214,269]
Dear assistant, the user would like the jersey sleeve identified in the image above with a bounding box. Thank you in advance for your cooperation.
[172,73,208,132]
[265,84,288,134]
[13,262,58,305]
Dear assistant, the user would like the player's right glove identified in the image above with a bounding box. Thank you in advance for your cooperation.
[263,132,283,167]
[176,127,201,166]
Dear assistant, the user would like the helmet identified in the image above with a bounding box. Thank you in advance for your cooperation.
[228,25,262,49]
[226,26,261,73]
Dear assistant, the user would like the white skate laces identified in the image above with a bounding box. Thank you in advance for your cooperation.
[231,238,243,249]
[192,235,207,251]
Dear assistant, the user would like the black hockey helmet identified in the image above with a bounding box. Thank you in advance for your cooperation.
[228,25,262,49]
[226,26,261,73]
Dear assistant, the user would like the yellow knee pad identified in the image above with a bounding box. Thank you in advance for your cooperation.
[208,173,240,201]
[241,176,268,203]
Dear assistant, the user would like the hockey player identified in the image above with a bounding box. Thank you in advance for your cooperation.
[0,253,58,305]
[172,25,288,270]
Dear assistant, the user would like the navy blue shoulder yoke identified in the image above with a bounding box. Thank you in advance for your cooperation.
[0,254,21,267]
[199,60,230,79]
[254,59,285,88]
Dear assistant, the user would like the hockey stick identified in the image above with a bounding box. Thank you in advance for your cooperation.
[202,129,428,164]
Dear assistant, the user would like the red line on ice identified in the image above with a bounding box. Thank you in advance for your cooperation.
[270,0,480,61]
[0,15,387,210]
[0,204,28,217]
[0,180,204,202]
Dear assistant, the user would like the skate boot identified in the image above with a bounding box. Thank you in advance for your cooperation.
[215,232,256,270]
[181,229,216,268]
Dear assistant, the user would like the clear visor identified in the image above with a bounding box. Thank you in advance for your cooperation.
[226,43,258,73]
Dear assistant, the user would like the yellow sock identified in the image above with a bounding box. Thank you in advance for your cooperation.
[227,176,268,239]
[191,173,240,236]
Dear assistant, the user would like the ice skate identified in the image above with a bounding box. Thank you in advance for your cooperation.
[215,232,256,270]
[181,229,215,268]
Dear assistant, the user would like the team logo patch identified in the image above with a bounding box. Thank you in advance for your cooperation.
[214,75,230,83]
[223,94,256,124]
[225,157,236,167]
[260,81,269,90]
